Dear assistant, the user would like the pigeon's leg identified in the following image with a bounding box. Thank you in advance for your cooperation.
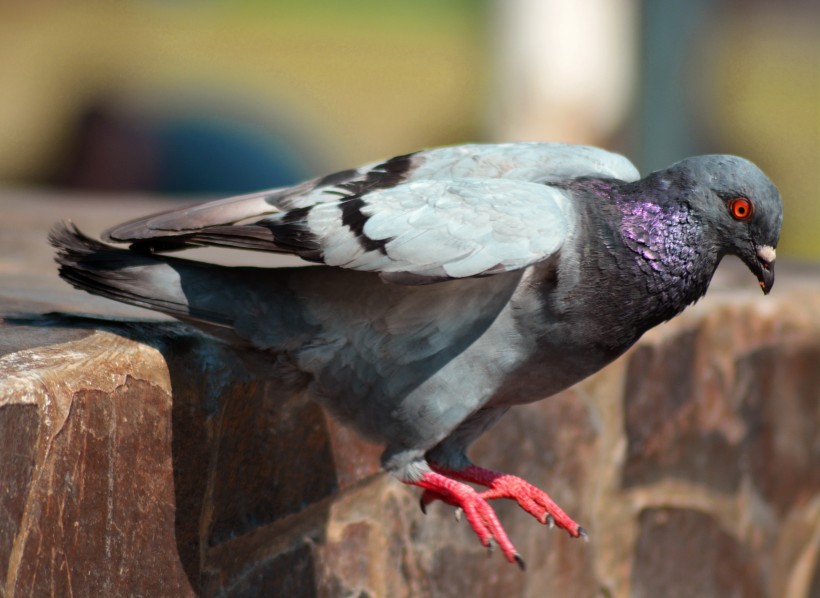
[432,464,586,540]
[411,470,526,569]
[424,407,587,540]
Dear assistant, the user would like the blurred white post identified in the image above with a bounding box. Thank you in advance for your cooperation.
[489,0,638,145]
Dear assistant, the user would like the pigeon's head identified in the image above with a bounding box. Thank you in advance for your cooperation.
[668,155,783,294]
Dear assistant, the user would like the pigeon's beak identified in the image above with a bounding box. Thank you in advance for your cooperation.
[754,245,776,295]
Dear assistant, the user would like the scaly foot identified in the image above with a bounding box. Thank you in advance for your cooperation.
[411,471,526,569]
[431,464,587,539]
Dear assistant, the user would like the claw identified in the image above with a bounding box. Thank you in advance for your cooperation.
[419,489,449,515]
[514,553,526,571]
[435,464,583,541]
[577,526,589,542]
[454,507,463,522]
[410,470,526,568]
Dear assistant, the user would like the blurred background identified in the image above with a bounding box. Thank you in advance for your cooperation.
[0,0,817,257]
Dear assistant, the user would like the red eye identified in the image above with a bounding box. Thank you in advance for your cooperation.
[729,197,754,221]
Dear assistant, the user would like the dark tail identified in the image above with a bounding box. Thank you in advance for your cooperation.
[49,222,233,328]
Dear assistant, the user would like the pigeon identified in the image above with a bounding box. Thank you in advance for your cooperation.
[50,142,783,568]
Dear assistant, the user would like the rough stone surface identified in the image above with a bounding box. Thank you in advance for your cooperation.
[632,508,766,598]
[2,191,820,597]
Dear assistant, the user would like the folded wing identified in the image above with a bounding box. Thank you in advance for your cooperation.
[102,142,637,283]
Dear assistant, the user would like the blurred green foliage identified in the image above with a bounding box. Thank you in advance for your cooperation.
[0,1,489,183]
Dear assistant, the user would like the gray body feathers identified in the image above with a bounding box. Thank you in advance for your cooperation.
[51,142,782,478]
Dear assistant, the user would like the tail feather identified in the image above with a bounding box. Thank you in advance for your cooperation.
[49,222,233,327]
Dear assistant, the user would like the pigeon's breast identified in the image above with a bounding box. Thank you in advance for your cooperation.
[290,268,526,445]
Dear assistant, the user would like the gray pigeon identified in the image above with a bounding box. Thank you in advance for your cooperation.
[50,142,783,568]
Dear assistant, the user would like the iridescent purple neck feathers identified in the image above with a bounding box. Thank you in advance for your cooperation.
[611,184,716,320]
[564,176,720,330]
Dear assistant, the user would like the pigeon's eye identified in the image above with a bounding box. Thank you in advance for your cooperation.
[728,197,754,221]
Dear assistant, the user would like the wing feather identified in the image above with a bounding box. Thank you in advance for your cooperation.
[97,142,634,282]
[295,178,572,282]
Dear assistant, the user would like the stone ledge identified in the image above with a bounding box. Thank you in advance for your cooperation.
[1,313,385,596]
[2,279,819,597]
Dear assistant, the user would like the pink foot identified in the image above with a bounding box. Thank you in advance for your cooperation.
[411,471,526,569]
[432,464,587,540]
